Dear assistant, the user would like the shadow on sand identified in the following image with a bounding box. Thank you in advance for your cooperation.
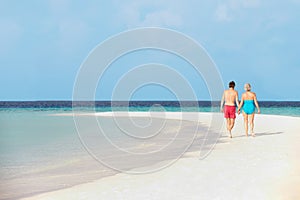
[254,131,284,137]
[221,131,284,139]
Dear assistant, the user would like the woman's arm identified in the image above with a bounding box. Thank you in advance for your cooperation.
[254,93,260,114]
[238,94,244,112]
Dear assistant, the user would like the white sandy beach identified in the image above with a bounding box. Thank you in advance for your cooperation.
[21,112,300,200]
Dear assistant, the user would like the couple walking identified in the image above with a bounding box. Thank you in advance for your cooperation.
[220,81,260,138]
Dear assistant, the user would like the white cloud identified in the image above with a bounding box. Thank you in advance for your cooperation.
[214,0,260,22]
[140,10,183,27]
[48,0,70,15]
[214,4,231,22]
[242,0,260,8]
[45,0,91,54]
[113,0,183,28]
[290,0,300,4]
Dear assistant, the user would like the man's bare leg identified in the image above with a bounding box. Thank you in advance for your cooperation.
[226,118,230,131]
[226,118,232,138]
[249,113,255,137]
[230,118,235,138]
[242,112,249,137]
[230,118,235,130]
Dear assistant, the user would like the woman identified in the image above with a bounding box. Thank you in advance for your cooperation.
[238,83,260,137]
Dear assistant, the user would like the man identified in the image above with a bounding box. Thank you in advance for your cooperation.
[220,81,239,138]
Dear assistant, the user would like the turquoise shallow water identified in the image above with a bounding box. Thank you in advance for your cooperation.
[0,106,299,199]
[0,109,205,199]
[1,105,299,116]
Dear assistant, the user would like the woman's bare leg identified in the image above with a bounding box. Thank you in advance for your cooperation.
[242,112,248,136]
[249,113,255,136]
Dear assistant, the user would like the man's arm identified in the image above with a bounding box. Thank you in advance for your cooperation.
[235,91,240,114]
[220,92,225,112]
[238,93,244,114]
[235,91,239,107]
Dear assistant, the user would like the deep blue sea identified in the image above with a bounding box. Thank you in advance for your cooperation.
[0,101,299,199]
[1,101,300,117]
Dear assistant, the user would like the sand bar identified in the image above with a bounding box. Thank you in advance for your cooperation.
[22,113,300,200]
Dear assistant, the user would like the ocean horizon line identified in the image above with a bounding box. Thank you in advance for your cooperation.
[1,99,300,102]
[1,100,300,108]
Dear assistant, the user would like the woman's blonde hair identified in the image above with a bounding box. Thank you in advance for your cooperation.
[245,83,251,91]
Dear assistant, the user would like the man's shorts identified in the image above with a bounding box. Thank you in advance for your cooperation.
[224,105,236,119]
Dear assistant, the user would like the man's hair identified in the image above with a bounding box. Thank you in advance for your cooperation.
[229,81,235,88]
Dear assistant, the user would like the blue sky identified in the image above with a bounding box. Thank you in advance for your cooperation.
[1,0,300,101]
